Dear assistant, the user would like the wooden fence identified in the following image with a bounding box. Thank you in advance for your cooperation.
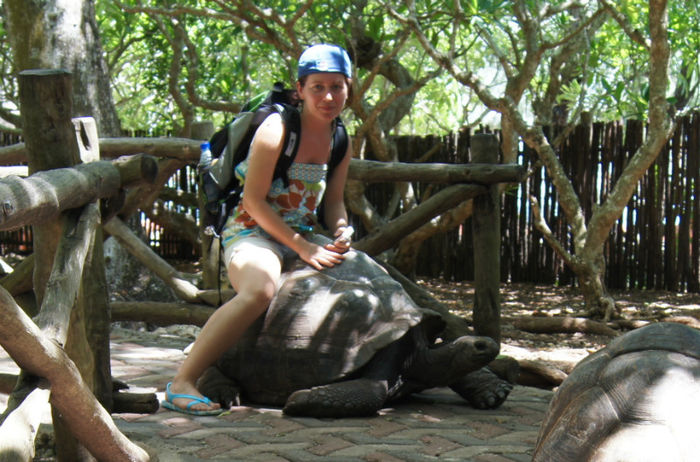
[2,113,699,293]
[412,115,699,293]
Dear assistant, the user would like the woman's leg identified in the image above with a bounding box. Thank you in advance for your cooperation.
[167,246,282,412]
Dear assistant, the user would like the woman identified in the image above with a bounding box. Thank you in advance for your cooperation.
[163,44,354,415]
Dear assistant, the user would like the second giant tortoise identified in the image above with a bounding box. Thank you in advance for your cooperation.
[199,246,512,417]
[533,322,700,461]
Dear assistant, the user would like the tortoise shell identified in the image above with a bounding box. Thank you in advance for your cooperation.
[215,249,443,405]
[533,322,700,461]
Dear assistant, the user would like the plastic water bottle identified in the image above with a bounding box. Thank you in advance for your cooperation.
[199,141,212,170]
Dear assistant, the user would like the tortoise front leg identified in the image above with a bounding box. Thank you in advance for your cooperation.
[283,378,388,418]
[449,367,513,409]
[197,366,243,409]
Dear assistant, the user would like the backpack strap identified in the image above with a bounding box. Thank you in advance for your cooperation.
[327,117,349,182]
[272,103,301,187]
[236,102,301,188]
[250,106,343,187]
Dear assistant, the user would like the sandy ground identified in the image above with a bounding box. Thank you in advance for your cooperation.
[420,279,700,373]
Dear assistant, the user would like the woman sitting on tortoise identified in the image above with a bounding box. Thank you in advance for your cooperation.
[163,44,355,415]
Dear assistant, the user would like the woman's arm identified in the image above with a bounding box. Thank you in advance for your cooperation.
[242,114,345,269]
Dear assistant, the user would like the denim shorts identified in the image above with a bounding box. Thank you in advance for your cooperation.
[223,235,297,268]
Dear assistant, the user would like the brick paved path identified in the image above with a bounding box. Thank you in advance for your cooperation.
[109,327,553,461]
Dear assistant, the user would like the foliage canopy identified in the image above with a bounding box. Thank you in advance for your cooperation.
[0,0,698,135]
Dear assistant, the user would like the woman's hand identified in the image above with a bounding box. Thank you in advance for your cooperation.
[330,226,353,254]
[298,240,346,270]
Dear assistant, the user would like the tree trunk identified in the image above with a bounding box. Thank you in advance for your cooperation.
[3,0,121,136]
[577,255,618,321]
[401,0,673,322]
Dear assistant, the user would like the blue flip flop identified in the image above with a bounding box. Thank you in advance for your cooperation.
[161,382,223,416]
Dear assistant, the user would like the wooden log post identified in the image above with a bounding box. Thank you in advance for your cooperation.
[0,153,158,317]
[0,204,150,460]
[1,205,98,456]
[470,134,502,344]
[19,69,79,302]
[61,118,114,420]
[0,212,159,411]
[0,286,149,462]
[19,69,84,461]
[17,70,112,461]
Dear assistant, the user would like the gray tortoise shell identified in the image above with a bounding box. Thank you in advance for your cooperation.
[215,248,441,405]
[534,322,700,461]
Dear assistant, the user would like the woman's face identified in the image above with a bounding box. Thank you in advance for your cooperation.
[297,73,349,122]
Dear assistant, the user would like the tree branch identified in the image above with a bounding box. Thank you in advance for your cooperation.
[585,0,672,254]
[528,194,579,269]
[598,0,651,50]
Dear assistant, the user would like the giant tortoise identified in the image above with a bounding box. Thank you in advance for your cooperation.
[533,322,700,461]
[198,245,513,418]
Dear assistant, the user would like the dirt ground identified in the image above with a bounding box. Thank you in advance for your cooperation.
[418,278,700,380]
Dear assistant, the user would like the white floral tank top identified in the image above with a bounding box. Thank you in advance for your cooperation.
[221,158,328,249]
